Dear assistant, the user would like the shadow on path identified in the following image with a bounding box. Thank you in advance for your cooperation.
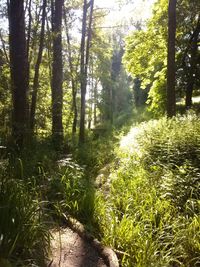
[49,228,107,267]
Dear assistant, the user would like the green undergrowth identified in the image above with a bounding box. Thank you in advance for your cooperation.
[94,113,200,267]
[0,174,50,266]
[0,126,122,265]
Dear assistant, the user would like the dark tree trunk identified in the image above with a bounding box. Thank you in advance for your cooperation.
[185,18,200,109]
[26,0,32,101]
[79,0,94,144]
[8,0,29,148]
[51,0,64,146]
[167,0,177,117]
[30,0,47,131]
[27,0,32,58]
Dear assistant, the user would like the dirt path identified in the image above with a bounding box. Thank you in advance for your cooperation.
[48,228,108,267]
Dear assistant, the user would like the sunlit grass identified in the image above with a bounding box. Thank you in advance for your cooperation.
[94,113,200,267]
[119,126,141,153]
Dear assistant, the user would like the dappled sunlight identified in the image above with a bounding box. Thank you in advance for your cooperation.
[120,126,142,154]
[95,115,200,267]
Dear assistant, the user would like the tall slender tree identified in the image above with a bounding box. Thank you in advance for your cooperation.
[63,7,78,136]
[8,0,29,148]
[79,0,88,144]
[79,0,94,144]
[30,0,47,132]
[167,0,177,117]
[51,0,64,145]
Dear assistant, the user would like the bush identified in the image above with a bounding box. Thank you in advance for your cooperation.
[94,113,200,267]
[137,114,200,211]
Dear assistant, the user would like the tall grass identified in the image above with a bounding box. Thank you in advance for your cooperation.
[0,165,50,266]
[47,156,96,223]
[94,113,200,267]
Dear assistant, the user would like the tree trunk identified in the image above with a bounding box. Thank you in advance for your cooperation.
[185,17,200,109]
[63,8,78,136]
[93,81,98,126]
[72,93,78,135]
[79,0,88,144]
[51,0,64,146]
[109,87,113,124]
[79,0,94,144]
[27,0,32,59]
[8,0,29,149]
[66,32,78,136]
[30,0,46,132]
[166,0,177,117]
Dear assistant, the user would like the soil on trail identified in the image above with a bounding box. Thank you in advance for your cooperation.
[49,228,108,267]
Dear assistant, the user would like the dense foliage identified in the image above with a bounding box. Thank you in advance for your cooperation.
[94,114,200,267]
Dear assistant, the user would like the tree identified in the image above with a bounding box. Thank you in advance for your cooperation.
[123,0,200,115]
[8,0,29,148]
[167,0,177,117]
[184,16,200,108]
[123,0,168,115]
[51,0,64,145]
[63,5,79,136]
[30,0,47,132]
[79,0,94,144]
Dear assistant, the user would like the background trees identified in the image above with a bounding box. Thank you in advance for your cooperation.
[0,0,135,148]
[0,0,199,145]
[123,0,200,116]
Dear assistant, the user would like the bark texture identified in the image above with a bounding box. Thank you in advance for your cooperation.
[51,0,64,145]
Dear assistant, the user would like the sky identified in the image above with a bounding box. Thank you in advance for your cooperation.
[95,0,156,29]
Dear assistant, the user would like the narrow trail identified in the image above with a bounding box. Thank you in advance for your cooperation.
[48,161,119,267]
[49,228,107,267]
[47,127,140,267]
